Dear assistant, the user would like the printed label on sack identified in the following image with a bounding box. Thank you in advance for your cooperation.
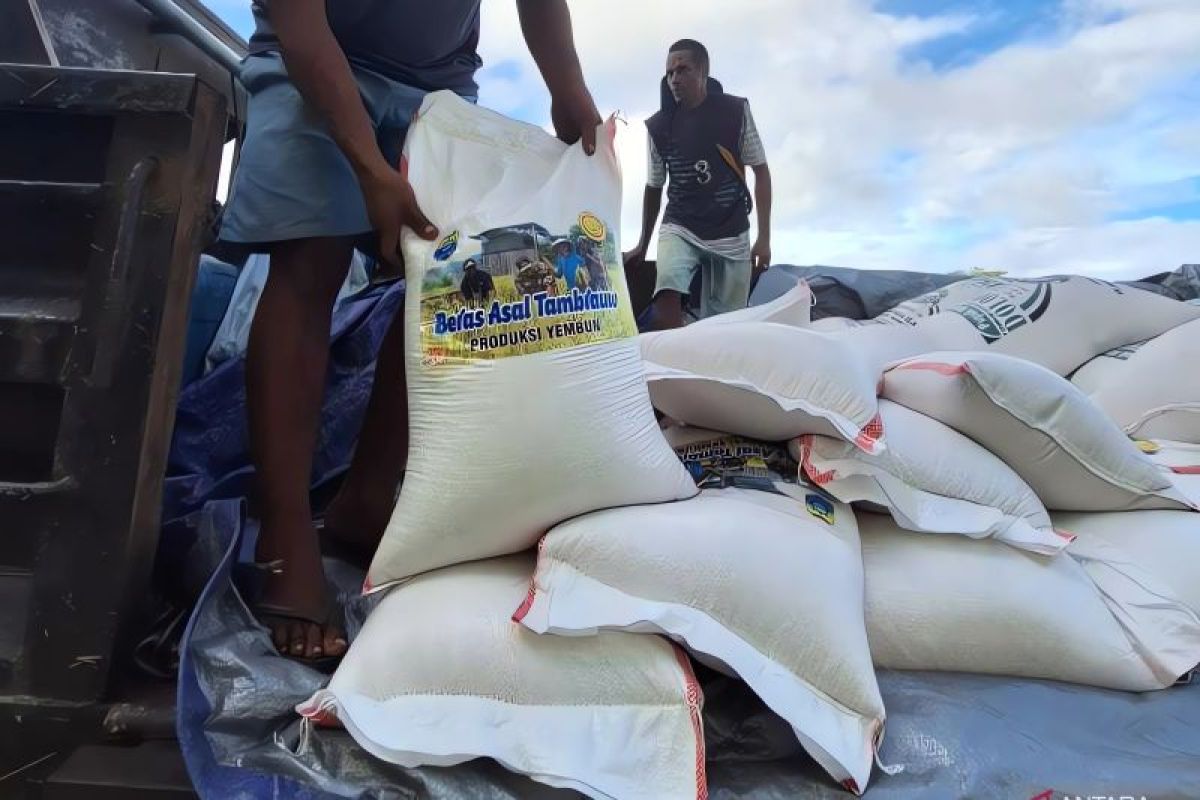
[1097,339,1149,361]
[673,435,838,508]
[874,276,1123,339]
[674,435,797,493]
[419,214,637,366]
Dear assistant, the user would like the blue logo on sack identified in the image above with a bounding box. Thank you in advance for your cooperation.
[433,231,459,261]
[806,494,835,525]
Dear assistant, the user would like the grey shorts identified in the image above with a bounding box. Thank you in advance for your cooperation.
[655,232,753,319]
[220,52,475,249]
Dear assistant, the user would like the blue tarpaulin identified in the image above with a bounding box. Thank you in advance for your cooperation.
[170,273,1200,800]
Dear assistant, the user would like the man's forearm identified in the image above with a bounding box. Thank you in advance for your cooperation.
[753,164,772,241]
[637,186,664,252]
[266,0,388,180]
[517,0,588,99]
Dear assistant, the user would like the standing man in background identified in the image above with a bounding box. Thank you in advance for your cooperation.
[624,39,772,328]
[218,0,599,664]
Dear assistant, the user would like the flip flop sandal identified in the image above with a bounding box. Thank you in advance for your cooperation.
[235,559,347,673]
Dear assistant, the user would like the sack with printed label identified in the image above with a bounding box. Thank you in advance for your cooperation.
[300,555,706,800]
[367,92,696,590]
[872,275,1200,376]
[860,512,1200,691]
[1068,338,1148,394]
[881,352,1192,511]
[516,488,887,795]
[664,425,807,499]
[791,400,1071,554]
[641,314,971,453]
[1082,319,1200,443]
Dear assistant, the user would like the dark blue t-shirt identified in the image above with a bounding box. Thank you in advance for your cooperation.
[249,1,482,94]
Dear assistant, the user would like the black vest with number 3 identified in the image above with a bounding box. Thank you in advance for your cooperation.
[646,86,752,241]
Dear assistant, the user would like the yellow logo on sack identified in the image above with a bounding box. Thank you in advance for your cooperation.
[1134,439,1161,454]
[578,212,606,242]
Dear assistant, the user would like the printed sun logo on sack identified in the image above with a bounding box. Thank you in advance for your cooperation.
[577,211,606,241]
[418,217,637,365]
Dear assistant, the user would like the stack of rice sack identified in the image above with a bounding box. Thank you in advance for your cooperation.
[294,92,1200,797]
[626,272,1200,791]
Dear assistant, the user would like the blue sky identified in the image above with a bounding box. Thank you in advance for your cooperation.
[208,0,1200,277]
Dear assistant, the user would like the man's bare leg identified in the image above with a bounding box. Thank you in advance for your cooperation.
[246,236,353,660]
[323,298,409,550]
[649,289,686,330]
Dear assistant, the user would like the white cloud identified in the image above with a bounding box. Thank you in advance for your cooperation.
[475,0,1200,278]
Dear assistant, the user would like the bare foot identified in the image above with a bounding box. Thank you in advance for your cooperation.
[255,521,348,661]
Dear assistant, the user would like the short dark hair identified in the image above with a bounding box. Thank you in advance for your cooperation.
[669,39,709,74]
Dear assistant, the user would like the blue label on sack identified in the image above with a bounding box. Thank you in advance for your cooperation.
[433,230,460,261]
[806,494,835,525]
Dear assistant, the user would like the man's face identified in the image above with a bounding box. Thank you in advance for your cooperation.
[666,50,705,106]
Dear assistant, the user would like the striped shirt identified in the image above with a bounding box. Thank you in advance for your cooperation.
[648,100,766,261]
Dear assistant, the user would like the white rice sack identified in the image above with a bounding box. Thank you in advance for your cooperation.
[1087,319,1200,443]
[300,555,706,800]
[641,314,972,453]
[1054,510,1200,616]
[367,92,696,589]
[516,488,886,795]
[881,352,1192,512]
[809,316,863,332]
[693,280,812,328]
[1142,439,1200,508]
[874,276,1200,376]
[791,400,1070,554]
[1069,339,1148,395]
[860,513,1200,691]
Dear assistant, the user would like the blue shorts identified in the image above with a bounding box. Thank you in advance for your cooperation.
[220,52,475,249]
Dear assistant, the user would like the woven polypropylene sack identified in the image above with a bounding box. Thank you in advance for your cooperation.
[515,488,886,795]
[792,400,1070,554]
[300,555,706,800]
[641,314,972,453]
[366,92,696,589]
[1086,319,1200,443]
[1055,509,1200,615]
[860,513,1200,691]
[881,352,1192,512]
[873,276,1200,376]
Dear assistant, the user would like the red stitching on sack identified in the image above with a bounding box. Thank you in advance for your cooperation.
[512,536,548,623]
[672,646,708,800]
[854,414,885,452]
[1171,465,1200,475]
[842,778,860,794]
[892,360,968,376]
[1054,528,1077,542]
[798,435,837,486]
